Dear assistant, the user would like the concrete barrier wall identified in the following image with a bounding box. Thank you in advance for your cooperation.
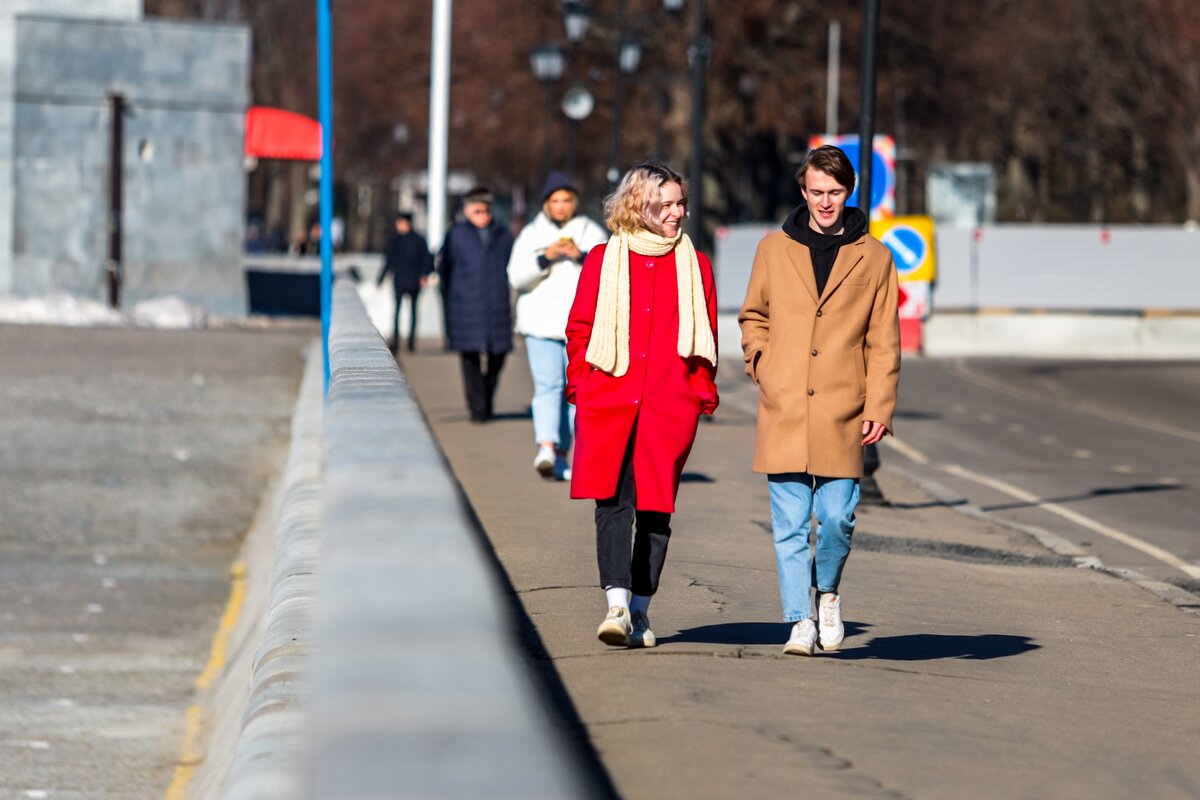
[214,282,587,797]
[311,282,584,797]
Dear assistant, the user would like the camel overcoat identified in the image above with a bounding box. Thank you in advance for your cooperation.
[566,243,719,512]
[738,230,900,477]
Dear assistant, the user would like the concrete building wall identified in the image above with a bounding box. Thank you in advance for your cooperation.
[0,2,143,294]
[10,15,250,315]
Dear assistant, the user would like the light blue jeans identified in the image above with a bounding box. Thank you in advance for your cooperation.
[525,335,574,450]
[767,473,859,622]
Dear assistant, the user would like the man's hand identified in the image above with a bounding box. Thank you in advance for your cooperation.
[861,419,888,445]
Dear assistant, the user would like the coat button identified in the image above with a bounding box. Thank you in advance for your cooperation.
[645,260,655,268]
[633,398,640,404]
[811,349,818,357]
[807,388,815,396]
[816,310,823,318]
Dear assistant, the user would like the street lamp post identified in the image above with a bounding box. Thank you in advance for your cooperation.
[608,0,642,184]
[548,0,690,185]
[530,44,566,178]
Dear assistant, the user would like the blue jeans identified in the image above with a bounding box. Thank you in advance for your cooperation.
[525,336,574,449]
[767,473,859,622]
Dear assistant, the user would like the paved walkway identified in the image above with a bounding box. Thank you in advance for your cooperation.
[400,342,1200,800]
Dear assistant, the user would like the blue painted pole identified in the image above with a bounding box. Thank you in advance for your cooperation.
[317,0,334,394]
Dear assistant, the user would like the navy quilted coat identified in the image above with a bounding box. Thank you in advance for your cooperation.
[439,220,515,354]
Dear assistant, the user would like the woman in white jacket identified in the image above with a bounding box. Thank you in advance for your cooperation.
[509,172,608,479]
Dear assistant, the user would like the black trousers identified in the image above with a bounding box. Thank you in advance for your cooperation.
[596,435,672,596]
[391,289,419,351]
[459,351,507,421]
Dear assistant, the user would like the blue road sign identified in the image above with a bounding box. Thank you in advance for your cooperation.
[880,224,927,278]
[838,140,888,212]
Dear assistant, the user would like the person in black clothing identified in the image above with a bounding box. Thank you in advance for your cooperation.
[376,212,433,352]
[438,187,514,422]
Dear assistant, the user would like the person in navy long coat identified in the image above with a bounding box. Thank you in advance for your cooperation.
[565,161,719,649]
[438,187,514,422]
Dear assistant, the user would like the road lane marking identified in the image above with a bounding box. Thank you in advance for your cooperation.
[194,560,246,691]
[949,359,1200,444]
[164,560,247,800]
[882,436,929,465]
[1073,449,1092,459]
[943,464,1200,580]
[1112,464,1133,474]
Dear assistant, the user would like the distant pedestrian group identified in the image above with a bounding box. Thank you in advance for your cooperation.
[405,144,899,656]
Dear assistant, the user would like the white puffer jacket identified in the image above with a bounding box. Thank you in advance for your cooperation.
[508,211,608,341]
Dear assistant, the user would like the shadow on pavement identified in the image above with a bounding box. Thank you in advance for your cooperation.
[835,633,1040,661]
[981,482,1183,513]
[662,620,871,646]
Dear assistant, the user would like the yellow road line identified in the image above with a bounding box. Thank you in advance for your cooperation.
[943,464,1200,580]
[163,560,248,799]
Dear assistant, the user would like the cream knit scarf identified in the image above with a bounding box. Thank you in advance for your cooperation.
[585,228,717,377]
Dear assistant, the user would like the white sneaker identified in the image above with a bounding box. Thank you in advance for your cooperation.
[783,619,817,656]
[629,610,656,648]
[597,606,631,646]
[533,445,555,478]
[818,593,844,651]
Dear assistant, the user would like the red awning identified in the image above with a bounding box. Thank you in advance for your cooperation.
[245,106,323,161]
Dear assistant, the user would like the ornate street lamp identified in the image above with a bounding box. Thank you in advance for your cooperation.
[562,0,591,43]
[618,34,642,75]
[531,43,566,176]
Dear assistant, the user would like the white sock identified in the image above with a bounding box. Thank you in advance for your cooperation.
[629,593,651,615]
[605,586,630,610]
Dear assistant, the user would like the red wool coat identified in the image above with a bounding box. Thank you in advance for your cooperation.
[565,243,719,512]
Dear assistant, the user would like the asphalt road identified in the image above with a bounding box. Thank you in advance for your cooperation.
[873,358,1200,592]
[0,323,311,798]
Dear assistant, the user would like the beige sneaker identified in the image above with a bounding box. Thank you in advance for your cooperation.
[597,606,631,646]
[818,593,844,651]
[629,610,656,648]
[783,619,817,656]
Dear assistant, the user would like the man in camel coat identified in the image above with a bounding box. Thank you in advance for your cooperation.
[739,145,900,657]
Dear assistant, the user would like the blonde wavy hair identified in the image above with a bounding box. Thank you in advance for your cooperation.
[603,160,689,234]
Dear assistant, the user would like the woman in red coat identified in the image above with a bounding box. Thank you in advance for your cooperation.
[565,160,719,649]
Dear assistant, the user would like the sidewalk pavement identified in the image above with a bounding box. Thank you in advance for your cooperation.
[399,342,1200,800]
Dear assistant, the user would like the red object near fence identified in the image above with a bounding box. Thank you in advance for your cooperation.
[245,106,323,161]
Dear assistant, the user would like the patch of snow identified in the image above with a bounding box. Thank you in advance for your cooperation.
[0,294,124,327]
[129,296,208,329]
[0,293,212,329]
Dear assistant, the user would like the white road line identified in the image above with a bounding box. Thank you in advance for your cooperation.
[882,436,929,465]
[943,463,1200,580]
[1073,449,1092,459]
[949,360,1200,444]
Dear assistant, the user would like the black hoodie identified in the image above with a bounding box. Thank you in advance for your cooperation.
[781,205,868,297]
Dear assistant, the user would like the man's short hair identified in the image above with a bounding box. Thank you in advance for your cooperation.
[463,186,494,206]
[796,145,856,192]
[395,211,413,222]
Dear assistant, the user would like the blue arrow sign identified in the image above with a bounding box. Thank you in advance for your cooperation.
[880,224,927,277]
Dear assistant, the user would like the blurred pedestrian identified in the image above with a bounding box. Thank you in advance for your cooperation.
[376,211,433,353]
[738,145,901,656]
[566,161,719,649]
[508,171,607,480]
[439,187,514,422]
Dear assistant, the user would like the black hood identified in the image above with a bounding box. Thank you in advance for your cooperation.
[782,204,868,246]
